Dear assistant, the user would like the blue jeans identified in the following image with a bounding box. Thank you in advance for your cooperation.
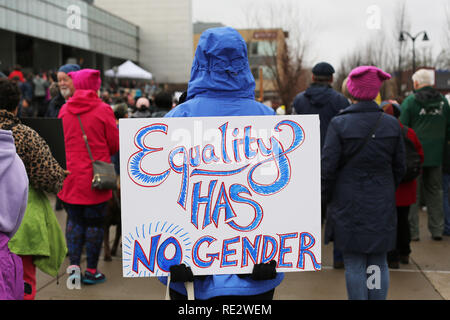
[342,252,389,300]
[442,174,450,235]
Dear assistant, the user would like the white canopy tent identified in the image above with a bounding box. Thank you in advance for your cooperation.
[105,60,153,80]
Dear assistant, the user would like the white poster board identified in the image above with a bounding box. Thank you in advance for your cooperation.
[119,115,321,277]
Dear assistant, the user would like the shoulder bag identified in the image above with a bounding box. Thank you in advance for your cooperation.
[77,115,117,190]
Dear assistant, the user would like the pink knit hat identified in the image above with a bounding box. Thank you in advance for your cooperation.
[136,97,150,110]
[68,69,101,92]
[346,66,391,101]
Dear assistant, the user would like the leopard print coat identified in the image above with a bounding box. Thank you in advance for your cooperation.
[0,110,66,194]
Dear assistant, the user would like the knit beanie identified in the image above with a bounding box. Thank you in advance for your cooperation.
[346,66,391,101]
[136,97,150,110]
[68,69,101,92]
[58,64,81,74]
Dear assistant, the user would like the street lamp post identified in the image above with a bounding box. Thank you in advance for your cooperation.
[399,31,429,73]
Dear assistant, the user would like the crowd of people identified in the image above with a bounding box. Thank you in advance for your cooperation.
[0,26,449,301]
[3,64,177,122]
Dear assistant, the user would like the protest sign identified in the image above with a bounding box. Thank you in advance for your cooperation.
[119,115,321,277]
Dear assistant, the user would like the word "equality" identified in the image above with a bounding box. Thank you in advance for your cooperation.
[127,120,305,231]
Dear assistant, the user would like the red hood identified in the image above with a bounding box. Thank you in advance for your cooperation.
[65,90,102,115]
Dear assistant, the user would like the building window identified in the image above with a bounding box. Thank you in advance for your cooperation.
[250,66,275,80]
[247,41,277,57]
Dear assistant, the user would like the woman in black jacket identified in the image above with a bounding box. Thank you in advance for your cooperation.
[322,66,406,300]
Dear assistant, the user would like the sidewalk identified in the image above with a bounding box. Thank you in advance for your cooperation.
[36,196,449,300]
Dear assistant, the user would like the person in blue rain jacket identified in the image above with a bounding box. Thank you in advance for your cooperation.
[159,26,283,300]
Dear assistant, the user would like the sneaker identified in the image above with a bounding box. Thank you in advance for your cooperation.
[82,270,106,285]
[432,236,443,241]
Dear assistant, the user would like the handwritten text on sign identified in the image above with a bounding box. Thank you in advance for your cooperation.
[119,115,321,277]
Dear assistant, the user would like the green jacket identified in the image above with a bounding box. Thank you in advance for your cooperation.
[8,186,67,277]
[400,86,450,167]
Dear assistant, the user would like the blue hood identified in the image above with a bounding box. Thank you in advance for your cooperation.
[187,27,255,100]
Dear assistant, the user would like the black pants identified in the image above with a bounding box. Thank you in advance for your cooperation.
[169,288,275,300]
[388,206,411,262]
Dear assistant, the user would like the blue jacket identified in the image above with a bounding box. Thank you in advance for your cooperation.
[292,84,350,149]
[322,101,406,254]
[159,27,283,300]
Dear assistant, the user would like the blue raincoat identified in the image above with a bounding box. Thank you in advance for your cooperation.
[159,27,283,300]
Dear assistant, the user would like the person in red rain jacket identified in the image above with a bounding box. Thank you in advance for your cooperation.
[58,69,119,285]
[381,100,424,269]
[8,66,25,83]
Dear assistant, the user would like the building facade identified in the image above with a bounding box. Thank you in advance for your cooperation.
[94,0,193,85]
[0,0,139,74]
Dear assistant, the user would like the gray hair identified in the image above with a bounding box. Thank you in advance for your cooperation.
[412,69,435,86]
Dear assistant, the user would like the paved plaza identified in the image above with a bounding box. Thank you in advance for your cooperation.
[35,195,449,300]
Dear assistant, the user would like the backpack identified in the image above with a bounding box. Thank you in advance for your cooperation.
[401,126,422,182]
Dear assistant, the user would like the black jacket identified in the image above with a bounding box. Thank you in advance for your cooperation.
[322,101,406,253]
[45,93,66,118]
[292,83,350,149]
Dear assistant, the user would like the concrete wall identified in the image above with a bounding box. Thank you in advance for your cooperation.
[0,0,139,61]
[33,39,62,73]
[94,0,193,84]
[0,30,15,72]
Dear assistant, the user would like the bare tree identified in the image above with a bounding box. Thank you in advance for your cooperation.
[334,1,444,100]
[333,33,394,94]
[436,4,450,69]
[242,1,312,114]
[394,1,411,97]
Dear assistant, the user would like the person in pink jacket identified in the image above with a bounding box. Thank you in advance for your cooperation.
[58,69,119,285]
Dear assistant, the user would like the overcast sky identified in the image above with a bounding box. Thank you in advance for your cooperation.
[192,0,449,68]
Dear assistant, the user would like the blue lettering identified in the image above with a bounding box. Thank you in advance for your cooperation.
[189,146,201,167]
[192,236,219,268]
[244,126,257,159]
[157,237,183,272]
[228,184,263,232]
[128,124,171,187]
[278,233,298,268]
[211,182,236,227]
[132,235,160,273]
[261,235,278,264]
[219,123,232,164]
[248,120,304,196]
[297,232,321,270]
[202,144,220,164]
[169,147,189,209]
[221,236,240,267]
[191,180,217,229]
[242,235,261,267]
